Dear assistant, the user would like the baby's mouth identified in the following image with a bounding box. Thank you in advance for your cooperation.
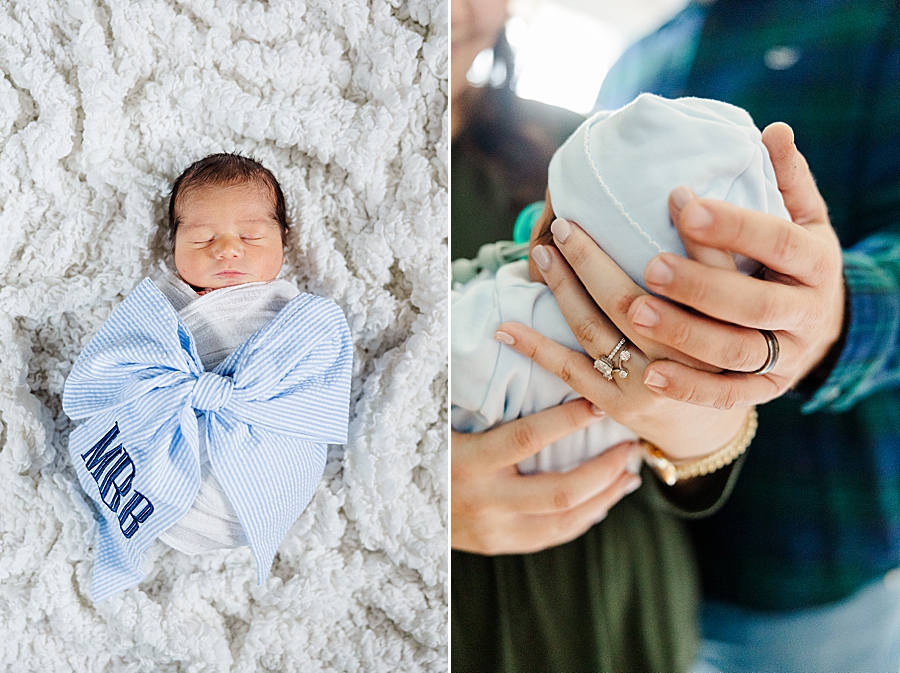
[215,270,246,278]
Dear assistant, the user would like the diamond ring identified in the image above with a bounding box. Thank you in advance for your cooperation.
[593,337,631,381]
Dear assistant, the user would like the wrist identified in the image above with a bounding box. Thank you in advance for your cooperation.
[794,273,849,397]
[646,406,749,462]
[642,407,758,486]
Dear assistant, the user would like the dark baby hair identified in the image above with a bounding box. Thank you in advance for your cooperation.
[168,153,289,246]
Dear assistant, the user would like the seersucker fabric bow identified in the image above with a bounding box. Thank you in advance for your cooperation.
[63,279,353,602]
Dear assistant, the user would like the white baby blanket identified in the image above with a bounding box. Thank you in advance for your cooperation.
[156,274,300,370]
[156,276,299,555]
[452,261,638,473]
[63,278,353,601]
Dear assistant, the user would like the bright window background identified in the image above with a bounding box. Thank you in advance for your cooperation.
[468,0,690,114]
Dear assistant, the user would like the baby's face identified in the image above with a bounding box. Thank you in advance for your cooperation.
[173,182,284,290]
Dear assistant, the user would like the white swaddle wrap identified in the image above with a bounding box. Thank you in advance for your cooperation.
[156,274,300,554]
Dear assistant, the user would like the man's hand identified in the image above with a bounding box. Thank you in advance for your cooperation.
[541,122,845,408]
[629,122,845,407]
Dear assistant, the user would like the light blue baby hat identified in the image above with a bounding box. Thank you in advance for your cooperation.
[547,93,790,291]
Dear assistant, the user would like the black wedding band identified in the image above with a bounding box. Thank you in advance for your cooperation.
[749,329,779,376]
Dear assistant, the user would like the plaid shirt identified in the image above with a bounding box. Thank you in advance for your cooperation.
[599,0,900,610]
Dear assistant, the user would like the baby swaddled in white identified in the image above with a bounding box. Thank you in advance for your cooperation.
[64,154,353,601]
[452,94,789,474]
[155,273,300,554]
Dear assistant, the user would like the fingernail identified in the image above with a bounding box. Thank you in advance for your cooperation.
[685,203,713,230]
[671,186,694,211]
[494,330,515,345]
[631,302,659,328]
[550,218,571,243]
[626,450,644,475]
[645,257,673,286]
[531,244,551,271]
[590,403,606,417]
[625,476,642,494]
[644,370,668,389]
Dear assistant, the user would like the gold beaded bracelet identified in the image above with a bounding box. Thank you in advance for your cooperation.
[640,407,758,486]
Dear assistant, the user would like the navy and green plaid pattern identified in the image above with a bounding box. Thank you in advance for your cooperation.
[599,0,900,609]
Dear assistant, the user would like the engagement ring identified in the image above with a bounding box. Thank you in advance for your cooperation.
[594,337,631,381]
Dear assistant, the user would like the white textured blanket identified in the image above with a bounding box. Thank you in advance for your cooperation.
[0,1,447,671]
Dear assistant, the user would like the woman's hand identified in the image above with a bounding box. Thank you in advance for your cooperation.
[451,399,643,555]
[495,316,748,461]
[540,122,844,408]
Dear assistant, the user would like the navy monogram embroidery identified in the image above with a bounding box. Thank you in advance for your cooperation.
[80,423,154,539]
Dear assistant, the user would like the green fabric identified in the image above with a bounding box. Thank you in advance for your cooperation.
[451,484,699,673]
[451,88,583,260]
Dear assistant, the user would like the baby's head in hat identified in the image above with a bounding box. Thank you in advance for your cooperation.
[527,94,789,289]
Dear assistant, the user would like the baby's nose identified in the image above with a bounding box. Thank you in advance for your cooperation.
[213,237,243,258]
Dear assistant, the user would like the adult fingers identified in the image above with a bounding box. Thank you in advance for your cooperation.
[668,186,737,270]
[642,359,783,409]
[761,122,829,226]
[509,470,643,554]
[452,398,604,475]
[645,252,815,330]
[628,292,778,373]
[499,440,643,514]
[495,320,625,407]
[530,241,628,356]
[544,217,645,336]
[536,221,707,367]
[675,198,832,284]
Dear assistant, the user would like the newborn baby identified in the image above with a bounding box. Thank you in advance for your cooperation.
[452,94,788,474]
[157,154,300,555]
[64,154,353,601]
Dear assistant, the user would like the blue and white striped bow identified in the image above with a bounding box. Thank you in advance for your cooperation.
[63,279,352,602]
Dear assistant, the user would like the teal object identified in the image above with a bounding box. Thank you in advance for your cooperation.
[512,201,545,245]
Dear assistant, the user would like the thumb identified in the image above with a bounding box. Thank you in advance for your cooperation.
[762,122,829,226]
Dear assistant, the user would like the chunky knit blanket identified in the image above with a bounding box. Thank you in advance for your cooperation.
[0,0,447,670]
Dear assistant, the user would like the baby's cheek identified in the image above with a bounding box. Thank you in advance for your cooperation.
[258,247,284,281]
[173,248,205,285]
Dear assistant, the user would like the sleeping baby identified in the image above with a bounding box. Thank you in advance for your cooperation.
[64,154,353,601]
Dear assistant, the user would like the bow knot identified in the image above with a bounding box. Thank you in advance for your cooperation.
[189,371,234,412]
